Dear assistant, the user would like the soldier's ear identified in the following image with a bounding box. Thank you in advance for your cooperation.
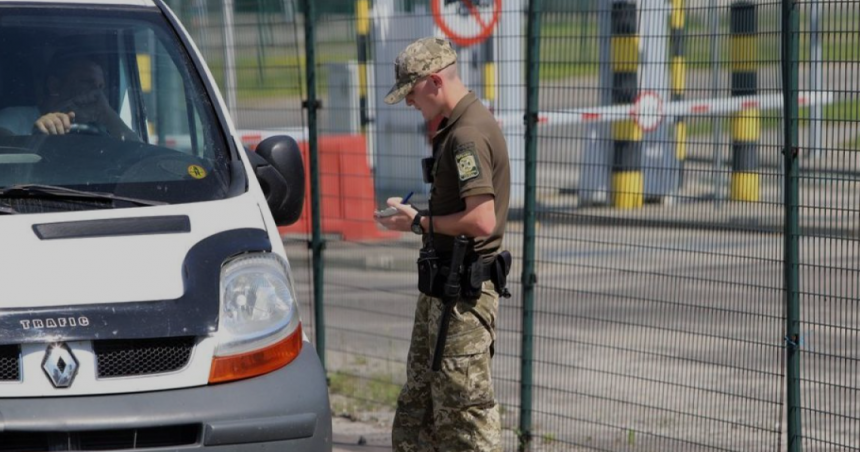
[429,73,443,88]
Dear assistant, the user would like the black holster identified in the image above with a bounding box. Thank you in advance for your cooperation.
[468,251,512,299]
[417,246,440,296]
[419,250,512,299]
[491,250,512,298]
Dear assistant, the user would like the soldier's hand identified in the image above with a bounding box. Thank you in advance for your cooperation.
[375,196,417,232]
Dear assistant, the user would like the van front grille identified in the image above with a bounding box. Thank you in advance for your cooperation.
[0,344,20,381]
[0,424,200,451]
[94,336,195,378]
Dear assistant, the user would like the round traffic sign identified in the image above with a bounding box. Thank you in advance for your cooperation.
[431,0,501,47]
[633,91,664,132]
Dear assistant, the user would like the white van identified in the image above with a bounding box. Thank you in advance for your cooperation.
[0,1,332,450]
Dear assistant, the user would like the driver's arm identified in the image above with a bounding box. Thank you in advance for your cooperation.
[34,109,140,142]
[99,110,141,142]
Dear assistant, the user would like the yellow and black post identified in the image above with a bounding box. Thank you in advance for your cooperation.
[482,35,495,105]
[729,1,759,201]
[670,0,686,188]
[611,1,642,209]
[357,0,371,134]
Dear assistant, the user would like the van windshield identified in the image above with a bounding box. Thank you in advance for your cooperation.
[0,6,235,212]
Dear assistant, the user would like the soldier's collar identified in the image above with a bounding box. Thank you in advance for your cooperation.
[433,92,479,140]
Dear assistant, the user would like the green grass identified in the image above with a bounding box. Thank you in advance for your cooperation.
[328,370,401,413]
[206,53,352,100]
[537,10,859,80]
[687,98,860,138]
[198,11,860,97]
[541,432,557,444]
[818,98,860,122]
[540,18,599,80]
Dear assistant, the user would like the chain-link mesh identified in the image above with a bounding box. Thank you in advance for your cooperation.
[165,1,858,450]
[528,2,783,450]
[796,1,859,451]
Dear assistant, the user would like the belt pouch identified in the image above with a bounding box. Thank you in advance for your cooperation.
[417,247,439,296]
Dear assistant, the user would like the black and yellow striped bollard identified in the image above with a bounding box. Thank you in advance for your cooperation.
[357,0,371,134]
[670,0,686,189]
[730,1,760,202]
[482,35,495,104]
[611,0,642,209]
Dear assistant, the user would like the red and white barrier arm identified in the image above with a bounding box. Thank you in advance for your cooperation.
[495,91,834,129]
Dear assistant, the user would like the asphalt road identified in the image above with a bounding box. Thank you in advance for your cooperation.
[180,7,859,450]
[285,217,859,451]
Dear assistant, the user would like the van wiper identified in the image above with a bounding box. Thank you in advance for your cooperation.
[0,184,167,207]
[0,201,17,214]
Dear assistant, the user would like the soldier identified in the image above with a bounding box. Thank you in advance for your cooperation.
[375,37,511,452]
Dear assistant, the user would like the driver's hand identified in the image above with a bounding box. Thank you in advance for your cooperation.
[34,111,76,135]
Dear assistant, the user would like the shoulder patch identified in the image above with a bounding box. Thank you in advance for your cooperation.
[454,142,481,182]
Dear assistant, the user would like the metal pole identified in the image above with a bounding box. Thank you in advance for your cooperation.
[782,1,802,450]
[710,0,722,202]
[519,0,541,449]
[729,2,760,202]
[610,1,643,209]
[578,1,612,206]
[222,0,238,119]
[809,0,822,159]
[498,0,525,207]
[671,0,687,189]
[256,5,267,84]
[639,0,672,202]
[192,0,209,52]
[482,35,495,106]
[783,0,804,448]
[302,0,326,368]
[357,0,371,134]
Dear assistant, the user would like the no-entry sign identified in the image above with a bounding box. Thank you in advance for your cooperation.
[633,91,664,132]
[431,0,501,47]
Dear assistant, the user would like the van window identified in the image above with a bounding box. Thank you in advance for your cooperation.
[0,6,233,210]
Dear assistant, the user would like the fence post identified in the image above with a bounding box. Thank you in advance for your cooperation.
[781,0,802,450]
[520,0,541,450]
[302,0,326,368]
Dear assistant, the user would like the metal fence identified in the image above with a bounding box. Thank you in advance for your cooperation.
[167,0,858,450]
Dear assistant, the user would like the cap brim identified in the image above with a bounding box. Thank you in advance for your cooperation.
[383,80,415,105]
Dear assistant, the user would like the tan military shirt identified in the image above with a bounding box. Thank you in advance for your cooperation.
[426,92,510,262]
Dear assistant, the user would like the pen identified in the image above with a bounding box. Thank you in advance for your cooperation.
[401,191,414,204]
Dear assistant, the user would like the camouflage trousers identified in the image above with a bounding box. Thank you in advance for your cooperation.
[392,282,501,452]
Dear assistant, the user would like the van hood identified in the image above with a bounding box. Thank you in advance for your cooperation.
[0,194,272,308]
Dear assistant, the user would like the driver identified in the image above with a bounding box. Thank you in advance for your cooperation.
[0,54,139,141]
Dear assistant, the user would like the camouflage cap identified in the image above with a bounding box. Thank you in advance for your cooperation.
[384,37,457,105]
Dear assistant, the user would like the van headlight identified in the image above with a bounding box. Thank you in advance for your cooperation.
[209,253,303,384]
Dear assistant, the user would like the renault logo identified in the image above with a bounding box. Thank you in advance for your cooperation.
[42,343,79,388]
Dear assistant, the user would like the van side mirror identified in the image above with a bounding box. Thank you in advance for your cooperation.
[246,136,305,226]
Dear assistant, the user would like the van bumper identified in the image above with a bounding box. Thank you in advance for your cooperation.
[0,340,332,451]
